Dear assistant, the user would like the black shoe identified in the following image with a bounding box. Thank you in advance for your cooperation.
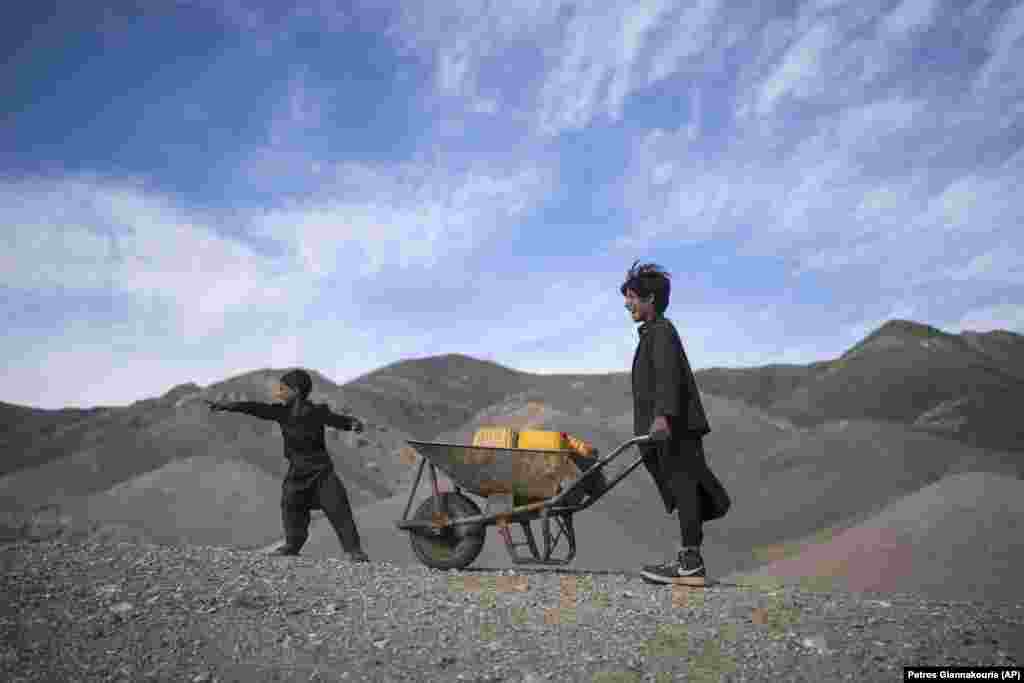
[347,549,370,563]
[640,549,706,586]
[269,545,300,556]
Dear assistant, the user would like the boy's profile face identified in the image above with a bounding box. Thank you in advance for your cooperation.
[624,289,655,323]
[271,381,297,403]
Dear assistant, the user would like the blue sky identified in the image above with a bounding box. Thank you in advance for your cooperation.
[3,0,1023,409]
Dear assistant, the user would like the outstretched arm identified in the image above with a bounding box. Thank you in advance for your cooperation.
[205,400,282,421]
[321,406,364,432]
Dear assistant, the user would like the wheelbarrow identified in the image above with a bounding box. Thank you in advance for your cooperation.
[394,431,667,570]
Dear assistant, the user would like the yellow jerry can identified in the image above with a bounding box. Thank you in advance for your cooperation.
[472,426,519,449]
[517,430,569,451]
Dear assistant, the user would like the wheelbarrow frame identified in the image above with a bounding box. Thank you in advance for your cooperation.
[394,432,664,567]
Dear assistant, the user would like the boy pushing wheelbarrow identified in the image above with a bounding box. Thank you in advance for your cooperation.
[395,261,731,585]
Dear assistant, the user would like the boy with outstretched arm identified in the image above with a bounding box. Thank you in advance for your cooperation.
[205,369,370,562]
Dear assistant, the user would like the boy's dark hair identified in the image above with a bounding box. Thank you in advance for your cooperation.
[280,369,313,400]
[620,261,671,314]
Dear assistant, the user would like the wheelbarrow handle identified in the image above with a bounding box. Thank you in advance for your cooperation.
[540,429,670,510]
[632,429,670,446]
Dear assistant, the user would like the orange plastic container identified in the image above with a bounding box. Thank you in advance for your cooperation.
[565,434,596,457]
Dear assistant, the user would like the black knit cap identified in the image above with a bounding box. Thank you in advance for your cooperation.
[279,369,312,399]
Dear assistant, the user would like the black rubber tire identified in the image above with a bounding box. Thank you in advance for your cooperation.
[408,492,486,570]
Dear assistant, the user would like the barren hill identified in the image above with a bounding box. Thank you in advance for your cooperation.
[732,471,1024,604]
[696,320,1024,454]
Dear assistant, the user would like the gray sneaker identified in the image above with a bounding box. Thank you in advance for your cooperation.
[268,545,300,557]
[347,549,370,563]
[640,549,706,586]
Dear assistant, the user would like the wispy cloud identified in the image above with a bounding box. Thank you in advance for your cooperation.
[880,0,939,36]
[249,159,552,278]
[954,303,1024,333]
[1,176,317,342]
[973,1,1024,93]
[0,155,555,406]
[209,0,352,50]
[391,0,739,137]
[536,1,676,135]
[946,244,1024,285]
[755,21,838,117]
[614,1,1023,288]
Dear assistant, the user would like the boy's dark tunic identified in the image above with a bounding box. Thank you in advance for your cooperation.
[219,400,363,553]
[632,315,731,546]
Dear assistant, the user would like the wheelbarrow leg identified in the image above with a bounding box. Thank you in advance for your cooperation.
[428,463,442,518]
[539,510,577,564]
[400,457,427,522]
[497,519,542,564]
[495,512,577,565]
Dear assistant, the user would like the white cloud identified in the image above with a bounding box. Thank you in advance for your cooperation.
[648,0,725,85]
[854,183,918,223]
[470,97,499,115]
[438,35,474,97]
[756,22,838,116]
[974,2,1024,92]
[240,70,335,190]
[391,0,562,103]
[1,176,318,342]
[2,311,377,409]
[250,160,551,278]
[880,0,938,36]
[833,97,923,147]
[616,129,767,250]
[210,0,351,50]
[391,0,737,136]
[954,304,1024,333]
[0,183,116,291]
[946,245,1024,285]
[468,277,620,351]
[911,173,1015,238]
[281,71,325,132]
[389,0,941,137]
[651,162,676,186]
[813,0,856,12]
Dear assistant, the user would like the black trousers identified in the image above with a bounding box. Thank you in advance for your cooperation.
[281,470,362,553]
[642,437,711,548]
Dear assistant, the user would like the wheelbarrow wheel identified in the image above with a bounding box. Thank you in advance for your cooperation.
[408,492,486,570]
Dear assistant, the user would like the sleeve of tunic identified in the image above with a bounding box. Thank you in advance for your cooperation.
[650,325,683,418]
[319,405,360,431]
[221,401,283,421]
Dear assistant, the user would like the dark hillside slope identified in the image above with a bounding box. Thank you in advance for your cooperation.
[734,471,1024,604]
[342,353,532,440]
[696,320,1024,454]
[0,385,199,477]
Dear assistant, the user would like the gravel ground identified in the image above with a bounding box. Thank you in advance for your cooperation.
[2,540,1021,682]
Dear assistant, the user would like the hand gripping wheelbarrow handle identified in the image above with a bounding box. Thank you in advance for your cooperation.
[640,429,670,445]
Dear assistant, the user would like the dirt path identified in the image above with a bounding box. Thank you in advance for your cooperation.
[2,540,1021,682]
